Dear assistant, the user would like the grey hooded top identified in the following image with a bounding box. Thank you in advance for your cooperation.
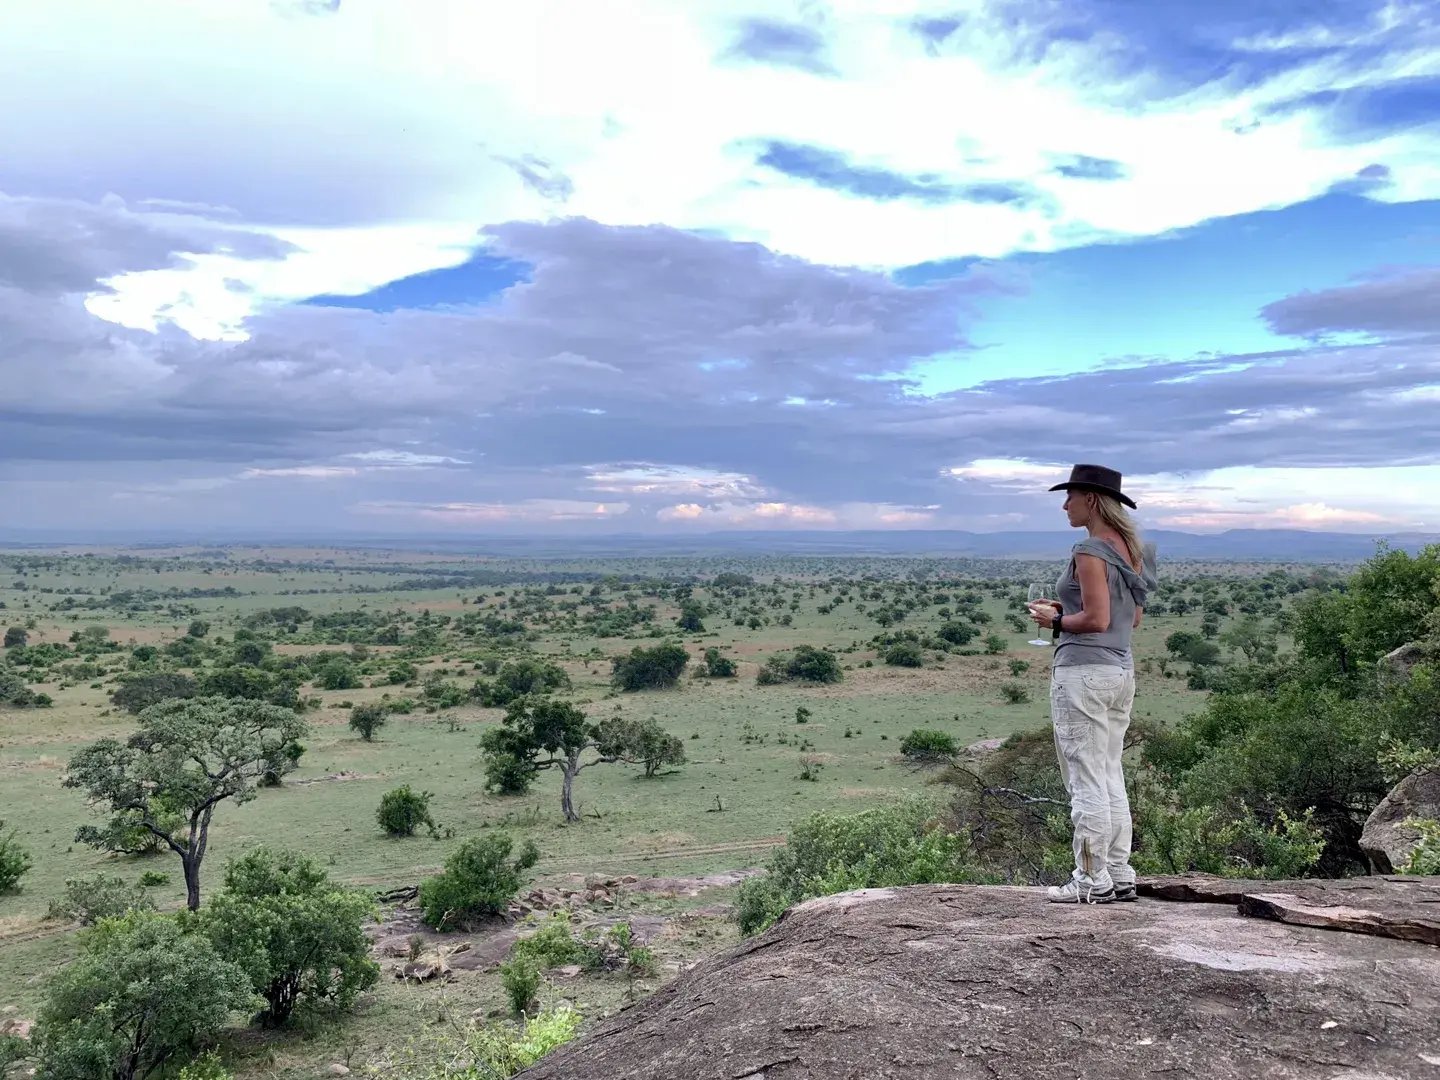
[1053,538,1158,669]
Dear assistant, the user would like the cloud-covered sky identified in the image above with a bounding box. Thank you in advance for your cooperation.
[3,0,1438,536]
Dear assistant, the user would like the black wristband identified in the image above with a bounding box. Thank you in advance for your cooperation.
[1052,608,1063,640]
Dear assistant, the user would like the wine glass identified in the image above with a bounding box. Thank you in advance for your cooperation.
[1025,583,1053,647]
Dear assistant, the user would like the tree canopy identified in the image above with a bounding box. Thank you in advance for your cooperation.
[66,696,308,910]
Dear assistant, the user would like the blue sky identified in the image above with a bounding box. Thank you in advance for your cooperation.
[1,0,1438,535]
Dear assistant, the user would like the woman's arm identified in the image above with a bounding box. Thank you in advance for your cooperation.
[1066,554,1111,634]
[1133,607,1144,629]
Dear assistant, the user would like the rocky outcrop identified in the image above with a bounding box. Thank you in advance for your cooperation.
[519,878,1440,1080]
[1380,642,1427,682]
[1362,767,1440,873]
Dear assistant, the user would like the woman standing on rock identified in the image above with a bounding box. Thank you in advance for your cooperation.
[1028,464,1156,904]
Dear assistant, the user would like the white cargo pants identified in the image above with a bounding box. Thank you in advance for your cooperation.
[1050,665,1136,887]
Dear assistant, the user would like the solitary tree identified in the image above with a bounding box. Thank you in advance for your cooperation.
[348,702,388,741]
[481,698,676,822]
[677,600,706,633]
[66,696,308,910]
[611,642,689,691]
[3,627,26,649]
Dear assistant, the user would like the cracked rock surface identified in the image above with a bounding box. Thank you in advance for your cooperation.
[518,878,1440,1080]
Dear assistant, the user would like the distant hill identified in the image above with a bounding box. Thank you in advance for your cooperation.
[1,527,1435,562]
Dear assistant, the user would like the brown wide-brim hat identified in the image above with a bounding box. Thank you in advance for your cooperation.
[1049,463,1137,510]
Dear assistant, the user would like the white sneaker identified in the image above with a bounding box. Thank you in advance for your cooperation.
[1047,879,1115,904]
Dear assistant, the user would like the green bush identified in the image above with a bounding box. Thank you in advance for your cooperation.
[1132,797,1325,880]
[611,642,689,691]
[348,702,389,741]
[983,634,1007,655]
[419,834,540,931]
[500,958,541,1016]
[757,645,842,686]
[883,642,925,668]
[735,799,976,935]
[378,786,440,838]
[110,672,197,714]
[702,647,737,678]
[200,847,379,1027]
[999,682,1030,704]
[937,622,977,646]
[370,1005,579,1079]
[176,1052,232,1080]
[139,870,171,888]
[0,820,31,893]
[317,658,361,691]
[899,729,957,760]
[1402,818,1440,875]
[31,910,253,1080]
[47,875,155,925]
[1008,659,1031,676]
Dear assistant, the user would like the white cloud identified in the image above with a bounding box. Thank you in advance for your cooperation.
[655,500,939,528]
[586,463,767,498]
[356,499,630,523]
[8,0,1437,336]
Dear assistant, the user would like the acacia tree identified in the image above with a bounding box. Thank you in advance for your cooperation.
[481,698,680,822]
[66,696,308,910]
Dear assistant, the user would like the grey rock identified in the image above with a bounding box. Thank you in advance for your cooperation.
[1361,767,1440,873]
[519,880,1440,1080]
[1380,642,1427,682]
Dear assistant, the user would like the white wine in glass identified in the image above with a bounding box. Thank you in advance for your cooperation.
[1026,583,1053,647]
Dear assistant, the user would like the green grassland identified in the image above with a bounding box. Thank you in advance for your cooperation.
[0,546,1309,1076]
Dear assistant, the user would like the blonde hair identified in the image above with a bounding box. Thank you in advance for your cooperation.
[1091,492,1144,571]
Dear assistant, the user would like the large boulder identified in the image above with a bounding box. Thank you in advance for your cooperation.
[519,879,1440,1080]
[1362,767,1440,873]
[1380,642,1427,683]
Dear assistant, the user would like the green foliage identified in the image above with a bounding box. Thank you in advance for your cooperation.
[473,659,571,707]
[510,914,590,969]
[1132,795,1325,879]
[735,799,974,935]
[371,1005,579,1080]
[611,642,689,691]
[883,641,924,667]
[702,647,737,678]
[47,874,155,925]
[175,1052,232,1080]
[317,658,361,691]
[999,681,1030,704]
[756,645,842,685]
[377,785,440,838]
[186,620,210,639]
[982,633,1007,655]
[31,910,253,1080]
[1402,818,1440,875]
[349,701,389,741]
[937,622,977,646]
[1144,684,1388,874]
[111,672,198,714]
[4,626,27,648]
[794,705,811,724]
[66,696,309,909]
[139,870,171,887]
[480,698,588,795]
[200,847,379,1027]
[1007,658,1031,676]
[0,664,52,708]
[0,819,32,892]
[598,716,686,777]
[419,833,540,931]
[676,600,706,633]
[899,729,957,760]
[499,958,541,1016]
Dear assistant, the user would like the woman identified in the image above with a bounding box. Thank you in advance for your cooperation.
[1028,464,1156,904]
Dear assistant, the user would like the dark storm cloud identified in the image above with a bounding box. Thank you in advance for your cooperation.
[5,195,1437,527]
[1261,268,1440,337]
[0,193,291,295]
[720,18,836,75]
